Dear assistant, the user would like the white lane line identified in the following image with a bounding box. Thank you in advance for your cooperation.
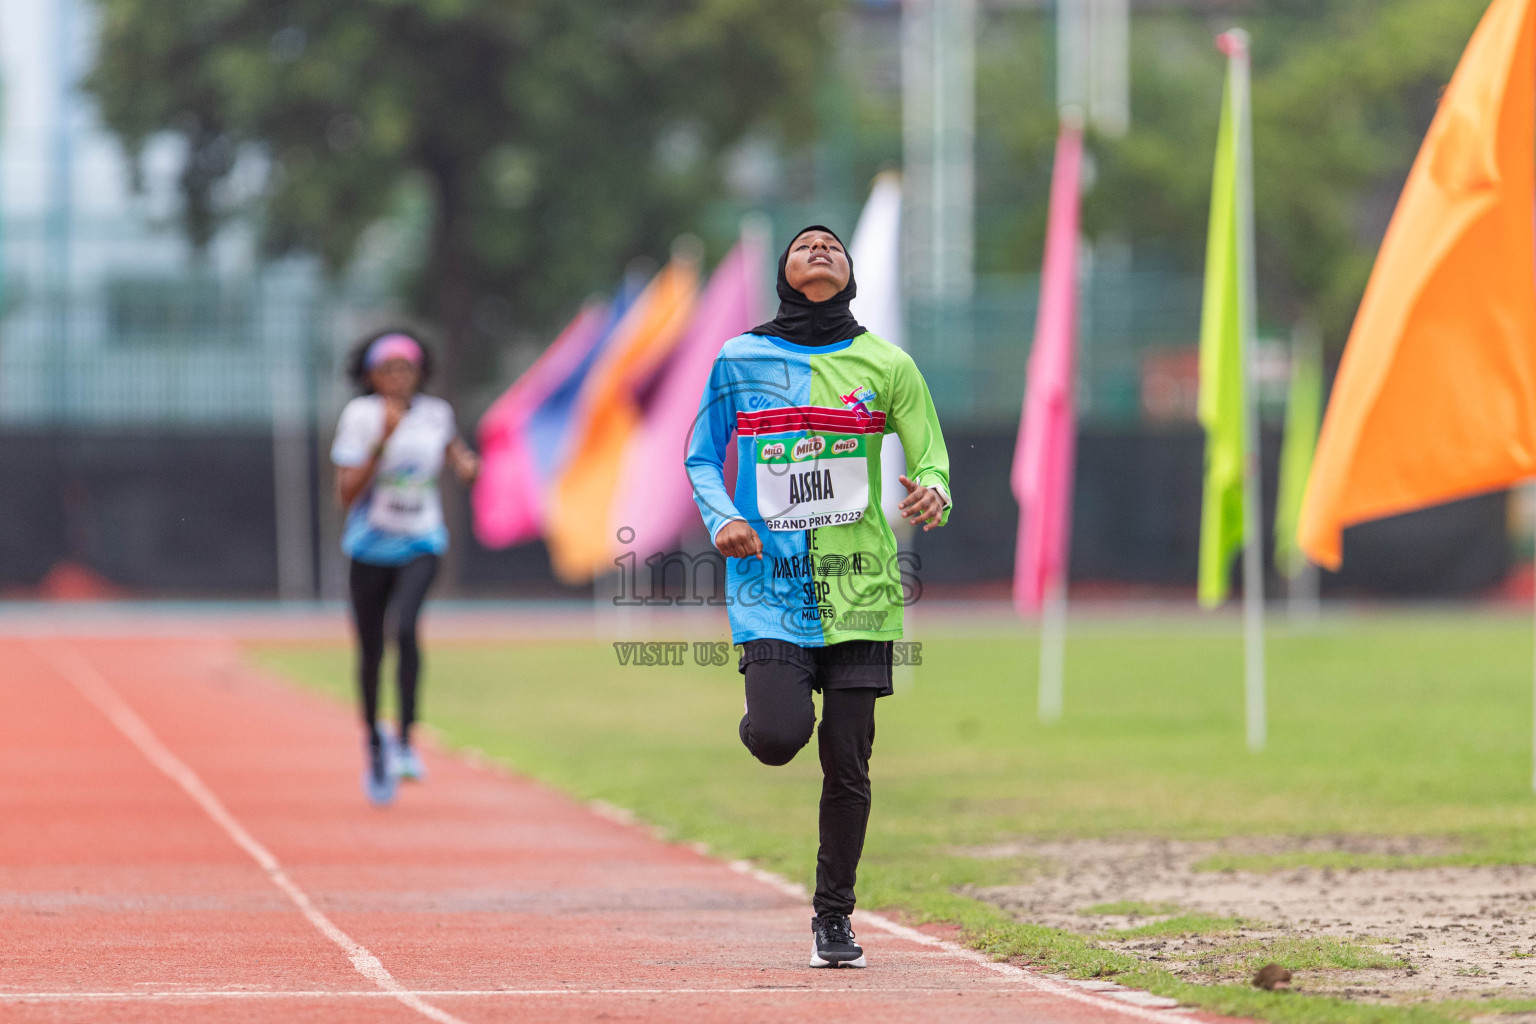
[33,642,471,1024]
[726,860,1191,1024]
[2,988,1034,1002]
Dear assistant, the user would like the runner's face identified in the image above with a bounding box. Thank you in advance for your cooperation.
[369,359,419,399]
[784,231,850,302]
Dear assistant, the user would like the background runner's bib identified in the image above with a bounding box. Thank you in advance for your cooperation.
[367,471,443,534]
[755,433,869,531]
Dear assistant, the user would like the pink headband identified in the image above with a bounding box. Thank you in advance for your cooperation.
[365,334,423,368]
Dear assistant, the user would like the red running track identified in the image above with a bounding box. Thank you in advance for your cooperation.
[2,632,1242,1024]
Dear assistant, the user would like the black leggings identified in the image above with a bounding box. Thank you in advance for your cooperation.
[348,554,439,746]
[739,665,878,917]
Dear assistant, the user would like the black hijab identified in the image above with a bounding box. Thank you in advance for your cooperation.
[748,224,865,346]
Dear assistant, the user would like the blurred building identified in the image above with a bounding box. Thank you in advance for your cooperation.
[0,0,327,429]
[0,0,333,597]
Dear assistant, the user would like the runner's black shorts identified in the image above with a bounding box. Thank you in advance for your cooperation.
[737,638,894,698]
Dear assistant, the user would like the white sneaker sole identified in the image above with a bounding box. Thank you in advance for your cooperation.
[809,940,866,968]
[394,736,427,782]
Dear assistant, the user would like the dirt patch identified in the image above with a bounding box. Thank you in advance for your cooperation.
[964,836,1536,1002]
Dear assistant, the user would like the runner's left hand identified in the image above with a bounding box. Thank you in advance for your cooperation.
[898,476,945,531]
[448,440,480,484]
[455,451,480,483]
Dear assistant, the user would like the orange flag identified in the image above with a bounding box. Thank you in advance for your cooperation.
[544,254,700,582]
[1299,0,1536,569]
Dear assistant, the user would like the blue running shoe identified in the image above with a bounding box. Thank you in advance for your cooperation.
[362,732,398,806]
[393,740,427,782]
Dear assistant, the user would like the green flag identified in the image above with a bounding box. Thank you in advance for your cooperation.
[1197,61,1251,609]
[1274,333,1322,579]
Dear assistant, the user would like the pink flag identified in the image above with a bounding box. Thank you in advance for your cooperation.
[1012,121,1085,613]
[473,303,610,548]
[609,231,767,561]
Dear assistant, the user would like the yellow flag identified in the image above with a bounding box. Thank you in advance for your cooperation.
[1197,53,1251,608]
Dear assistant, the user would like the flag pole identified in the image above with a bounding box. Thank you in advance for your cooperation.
[1017,111,1083,724]
[1226,29,1267,752]
[1038,110,1079,726]
[1039,573,1066,723]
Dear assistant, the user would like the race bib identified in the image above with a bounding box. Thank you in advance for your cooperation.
[756,433,870,531]
[367,472,442,535]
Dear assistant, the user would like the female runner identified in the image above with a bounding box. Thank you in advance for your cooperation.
[330,330,479,805]
[686,226,952,966]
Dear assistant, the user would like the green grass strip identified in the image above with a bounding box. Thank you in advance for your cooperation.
[1083,900,1185,917]
[1103,913,1251,940]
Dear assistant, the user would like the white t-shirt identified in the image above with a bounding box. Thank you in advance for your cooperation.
[331,394,458,541]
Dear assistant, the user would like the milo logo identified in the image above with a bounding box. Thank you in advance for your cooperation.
[834,610,889,631]
[760,441,786,460]
[792,437,826,461]
[831,437,859,455]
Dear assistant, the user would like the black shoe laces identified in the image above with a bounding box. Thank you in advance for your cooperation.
[818,914,855,945]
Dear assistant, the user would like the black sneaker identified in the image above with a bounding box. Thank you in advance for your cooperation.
[810,913,866,968]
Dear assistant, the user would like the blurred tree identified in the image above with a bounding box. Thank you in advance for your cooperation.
[85,0,830,400]
[1084,0,1484,350]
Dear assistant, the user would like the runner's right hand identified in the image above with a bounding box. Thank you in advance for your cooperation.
[714,520,763,560]
[382,397,409,437]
